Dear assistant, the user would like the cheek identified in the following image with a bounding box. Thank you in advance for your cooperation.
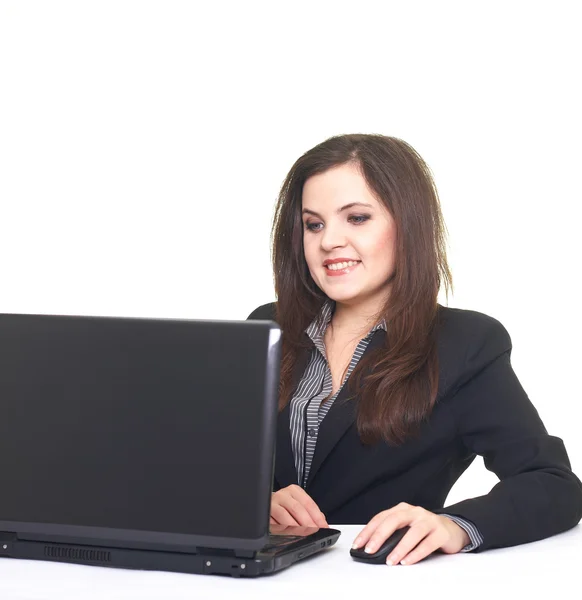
[373,236,392,253]
[303,238,319,271]
[364,226,396,258]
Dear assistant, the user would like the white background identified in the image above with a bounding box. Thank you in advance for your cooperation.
[1,0,580,508]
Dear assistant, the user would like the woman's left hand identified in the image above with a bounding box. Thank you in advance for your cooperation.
[352,502,470,566]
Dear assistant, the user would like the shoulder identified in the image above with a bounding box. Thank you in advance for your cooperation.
[437,304,511,348]
[436,304,513,397]
[246,302,278,322]
[246,302,513,395]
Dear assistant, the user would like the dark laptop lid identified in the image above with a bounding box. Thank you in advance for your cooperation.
[0,313,281,553]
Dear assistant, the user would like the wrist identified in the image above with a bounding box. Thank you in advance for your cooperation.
[439,516,471,553]
[456,524,471,549]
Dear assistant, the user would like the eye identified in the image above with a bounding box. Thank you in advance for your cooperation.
[305,222,323,232]
[349,215,370,225]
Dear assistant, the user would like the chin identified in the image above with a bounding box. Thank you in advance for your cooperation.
[321,289,363,304]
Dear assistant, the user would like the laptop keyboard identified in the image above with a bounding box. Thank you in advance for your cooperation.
[261,534,306,553]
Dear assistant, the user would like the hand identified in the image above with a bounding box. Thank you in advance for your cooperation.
[270,484,329,528]
[352,502,470,566]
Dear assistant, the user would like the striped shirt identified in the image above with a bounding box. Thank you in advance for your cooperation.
[289,300,484,552]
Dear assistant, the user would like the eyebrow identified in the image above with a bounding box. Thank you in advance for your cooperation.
[302,202,374,218]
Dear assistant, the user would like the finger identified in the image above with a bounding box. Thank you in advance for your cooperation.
[351,512,391,548]
[398,531,444,566]
[352,503,414,548]
[383,523,432,565]
[354,511,410,552]
[269,522,286,534]
[278,497,319,527]
[288,487,329,527]
[270,504,301,526]
[287,490,328,528]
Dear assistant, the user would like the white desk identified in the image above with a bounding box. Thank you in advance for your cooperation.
[1,525,580,600]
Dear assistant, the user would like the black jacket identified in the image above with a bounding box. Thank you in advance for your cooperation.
[248,302,582,551]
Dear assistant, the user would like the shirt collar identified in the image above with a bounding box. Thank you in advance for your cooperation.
[305,299,387,344]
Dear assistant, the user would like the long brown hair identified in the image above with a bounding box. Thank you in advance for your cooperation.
[271,134,453,446]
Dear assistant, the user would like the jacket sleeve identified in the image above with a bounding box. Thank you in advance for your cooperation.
[434,319,582,551]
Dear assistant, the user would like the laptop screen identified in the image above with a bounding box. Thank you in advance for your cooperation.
[0,314,280,542]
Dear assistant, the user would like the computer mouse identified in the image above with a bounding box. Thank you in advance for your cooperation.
[349,526,410,564]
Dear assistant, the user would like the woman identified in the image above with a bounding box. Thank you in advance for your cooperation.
[247,134,582,566]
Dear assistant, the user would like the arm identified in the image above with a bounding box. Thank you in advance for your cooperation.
[435,321,582,551]
[441,514,482,551]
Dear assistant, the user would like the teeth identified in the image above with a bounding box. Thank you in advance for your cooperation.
[327,261,359,271]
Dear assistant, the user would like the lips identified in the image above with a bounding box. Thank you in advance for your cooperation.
[324,261,361,277]
[323,258,360,266]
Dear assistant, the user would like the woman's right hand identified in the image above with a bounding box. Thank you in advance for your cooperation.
[270,484,329,528]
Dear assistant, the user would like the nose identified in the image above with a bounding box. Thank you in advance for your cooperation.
[320,223,347,251]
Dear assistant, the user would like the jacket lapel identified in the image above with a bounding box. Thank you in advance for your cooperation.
[305,328,386,488]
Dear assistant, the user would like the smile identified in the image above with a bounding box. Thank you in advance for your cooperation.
[325,261,361,276]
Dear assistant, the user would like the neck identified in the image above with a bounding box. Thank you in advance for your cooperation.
[329,294,387,339]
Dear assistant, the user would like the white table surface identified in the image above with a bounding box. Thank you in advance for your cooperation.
[1,524,580,600]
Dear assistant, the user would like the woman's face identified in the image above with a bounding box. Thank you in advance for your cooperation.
[301,162,397,308]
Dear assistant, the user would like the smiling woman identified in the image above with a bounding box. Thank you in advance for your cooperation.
[247,133,582,567]
[301,165,397,330]
[270,135,450,446]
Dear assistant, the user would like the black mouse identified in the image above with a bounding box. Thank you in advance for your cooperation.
[349,526,410,564]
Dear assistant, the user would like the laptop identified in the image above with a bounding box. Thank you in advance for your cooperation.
[0,313,340,577]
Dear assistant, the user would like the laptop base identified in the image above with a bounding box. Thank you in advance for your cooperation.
[0,528,341,577]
